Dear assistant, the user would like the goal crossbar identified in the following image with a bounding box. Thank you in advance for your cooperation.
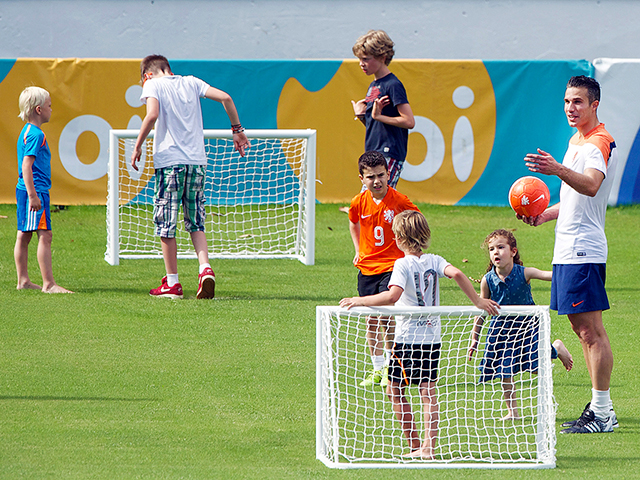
[106,129,316,265]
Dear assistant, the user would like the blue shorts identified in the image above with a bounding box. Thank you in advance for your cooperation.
[551,264,609,315]
[357,271,392,297]
[153,165,206,238]
[16,188,51,232]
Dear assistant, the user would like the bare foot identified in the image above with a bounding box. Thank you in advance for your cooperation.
[42,284,74,294]
[553,339,573,371]
[403,448,434,460]
[17,281,42,290]
[501,413,521,421]
[338,206,349,213]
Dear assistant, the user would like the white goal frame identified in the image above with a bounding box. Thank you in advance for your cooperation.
[316,305,556,469]
[106,129,316,265]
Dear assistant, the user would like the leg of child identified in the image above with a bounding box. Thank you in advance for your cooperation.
[552,339,573,371]
[37,230,72,293]
[386,382,421,452]
[161,236,179,275]
[366,316,386,370]
[15,231,41,290]
[190,230,210,266]
[501,376,519,420]
[382,317,395,366]
[409,380,438,460]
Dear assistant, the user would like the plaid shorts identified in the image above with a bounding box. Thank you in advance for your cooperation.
[386,156,404,188]
[153,165,206,238]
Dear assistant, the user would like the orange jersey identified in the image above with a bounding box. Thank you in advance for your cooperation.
[348,187,419,275]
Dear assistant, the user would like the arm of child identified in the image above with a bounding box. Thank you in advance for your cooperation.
[204,86,250,157]
[467,277,490,360]
[371,98,415,129]
[340,285,403,309]
[524,267,552,282]
[21,155,41,211]
[445,264,500,316]
[349,219,360,266]
[351,99,367,124]
[131,97,159,171]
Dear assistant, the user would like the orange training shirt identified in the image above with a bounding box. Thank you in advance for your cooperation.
[348,186,419,276]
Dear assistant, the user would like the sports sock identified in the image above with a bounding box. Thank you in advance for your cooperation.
[372,355,385,371]
[199,263,211,275]
[591,388,612,419]
[167,274,179,287]
[384,349,392,366]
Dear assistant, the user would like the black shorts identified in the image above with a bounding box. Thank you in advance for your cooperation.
[389,343,441,386]
[357,271,393,297]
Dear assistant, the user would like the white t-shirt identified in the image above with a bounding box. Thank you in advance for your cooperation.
[388,253,450,344]
[553,124,617,265]
[140,75,210,168]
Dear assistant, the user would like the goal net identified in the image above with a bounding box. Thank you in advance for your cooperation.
[106,129,316,265]
[316,305,556,469]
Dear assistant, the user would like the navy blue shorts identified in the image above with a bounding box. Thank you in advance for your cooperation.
[551,264,609,315]
[357,271,392,297]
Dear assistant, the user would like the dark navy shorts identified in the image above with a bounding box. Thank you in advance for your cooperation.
[357,271,392,297]
[389,343,441,386]
[551,263,609,315]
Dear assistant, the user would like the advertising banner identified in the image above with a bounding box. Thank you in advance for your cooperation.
[1,58,614,206]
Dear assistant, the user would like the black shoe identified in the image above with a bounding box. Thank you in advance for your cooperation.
[561,402,619,428]
[560,407,614,434]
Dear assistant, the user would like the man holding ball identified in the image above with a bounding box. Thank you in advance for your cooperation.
[520,75,618,434]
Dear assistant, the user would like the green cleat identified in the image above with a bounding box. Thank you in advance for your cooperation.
[380,366,389,388]
[359,369,383,387]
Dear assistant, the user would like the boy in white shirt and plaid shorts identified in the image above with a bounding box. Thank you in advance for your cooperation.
[131,54,250,299]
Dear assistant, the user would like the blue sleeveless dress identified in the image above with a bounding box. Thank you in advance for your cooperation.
[478,264,540,382]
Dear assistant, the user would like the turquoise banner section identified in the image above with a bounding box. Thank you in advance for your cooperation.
[459,60,593,206]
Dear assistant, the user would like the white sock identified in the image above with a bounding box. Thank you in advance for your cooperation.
[384,349,392,366]
[166,274,179,287]
[199,263,211,275]
[372,355,385,371]
[591,388,612,419]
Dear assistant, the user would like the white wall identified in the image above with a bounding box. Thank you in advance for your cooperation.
[1,0,640,60]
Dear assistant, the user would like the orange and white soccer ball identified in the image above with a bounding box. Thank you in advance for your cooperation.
[508,176,550,217]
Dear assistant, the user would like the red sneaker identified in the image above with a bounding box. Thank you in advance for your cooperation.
[150,276,183,299]
[197,267,216,299]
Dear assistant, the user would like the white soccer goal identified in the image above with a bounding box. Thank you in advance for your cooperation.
[316,305,556,469]
[106,129,316,265]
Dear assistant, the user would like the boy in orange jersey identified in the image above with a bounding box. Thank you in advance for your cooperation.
[347,150,420,387]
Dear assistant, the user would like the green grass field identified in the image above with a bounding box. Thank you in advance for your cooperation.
[1,203,638,479]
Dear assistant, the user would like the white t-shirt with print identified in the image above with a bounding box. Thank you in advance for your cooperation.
[388,253,450,344]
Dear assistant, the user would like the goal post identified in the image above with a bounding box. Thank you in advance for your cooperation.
[106,129,316,266]
[316,305,556,469]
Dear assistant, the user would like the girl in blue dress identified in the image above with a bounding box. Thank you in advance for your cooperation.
[467,229,572,420]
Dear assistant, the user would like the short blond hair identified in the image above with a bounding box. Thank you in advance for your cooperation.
[392,210,430,252]
[352,30,395,65]
[18,86,50,122]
